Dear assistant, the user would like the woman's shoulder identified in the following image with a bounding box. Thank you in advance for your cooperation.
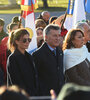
[7,52,16,61]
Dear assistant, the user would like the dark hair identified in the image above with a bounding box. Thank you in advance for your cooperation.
[49,16,58,24]
[9,23,18,31]
[8,28,29,52]
[36,27,43,32]
[63,29,84,50]
[7,23,18,32]
[0,18,4,26]
[35,19,46,28]
[12,16,19,23]
[0,85,29,100]
[57,83,90,100]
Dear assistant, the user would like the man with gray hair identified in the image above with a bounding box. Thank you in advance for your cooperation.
[32,24,64,96]
[37,11,50,25]
[75,22,90,52]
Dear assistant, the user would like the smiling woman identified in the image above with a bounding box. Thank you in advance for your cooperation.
[7,28,38,96]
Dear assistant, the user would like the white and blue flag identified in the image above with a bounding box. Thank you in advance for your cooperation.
[64,0,86,31]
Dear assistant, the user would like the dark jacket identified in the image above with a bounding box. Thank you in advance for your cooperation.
[7,49,38,96]
[86,42,90,52]
[0,65,4,86]
[32,42,64,96]
[65,59,90,86]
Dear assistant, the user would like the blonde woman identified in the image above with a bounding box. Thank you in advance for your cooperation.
[7,28,38,96]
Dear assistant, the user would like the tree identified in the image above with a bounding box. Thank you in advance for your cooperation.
[42,0,48,8]
[8,0,17,5]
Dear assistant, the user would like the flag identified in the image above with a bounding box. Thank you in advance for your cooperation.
[64,0,86,31]
[85,0,90,13]
[64,0,75,30]
[21,0,38,11]
[21,0,38,54]
[72,0,86,27]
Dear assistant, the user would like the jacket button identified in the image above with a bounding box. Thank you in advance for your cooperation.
[58,67,59,70]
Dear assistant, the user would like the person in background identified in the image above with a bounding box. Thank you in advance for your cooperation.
[0,85,30,100]
[0,18,8,83]
[37,11,50,25]
[0,64,4,86]
[55,15,68,38]
[7,28,38,96]
[57,83,90,100]
[7,23,19,33]
[86,20,90,26]
[35,19,46,29]
[36,27,44,48]
[32,24,64,96]
[0,23,19,82]
[11,16,23,28]
[12,16,20,24]
[49,16,58,24]
[0,18,8,42]
[2,23,19,47]
[63,29,90,86]
[75,22,90,52]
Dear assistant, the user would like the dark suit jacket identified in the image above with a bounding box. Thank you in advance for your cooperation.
[86,42,90,52]
[7,49,38,96]
[32,42,64,96]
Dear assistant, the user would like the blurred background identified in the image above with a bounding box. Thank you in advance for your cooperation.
[0,0,90,32]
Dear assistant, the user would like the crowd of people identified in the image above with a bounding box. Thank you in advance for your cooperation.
[0,10,90,100]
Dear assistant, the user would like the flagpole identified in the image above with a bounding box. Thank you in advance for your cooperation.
[61,10,67,30]
[18,10,23,28]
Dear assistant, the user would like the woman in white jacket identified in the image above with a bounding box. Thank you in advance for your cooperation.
[63,29,90,86]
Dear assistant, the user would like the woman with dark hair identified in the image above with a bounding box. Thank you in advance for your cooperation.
[63,29,90,86]
[7,28,38,96]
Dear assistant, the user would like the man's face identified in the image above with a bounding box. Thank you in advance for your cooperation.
[42,12,50,22]
[83,24,90,42]
[46,29,61,48]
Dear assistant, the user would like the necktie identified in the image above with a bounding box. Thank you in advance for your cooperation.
[53,49,56,56]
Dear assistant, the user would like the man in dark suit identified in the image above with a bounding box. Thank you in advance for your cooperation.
[32,24,64,96]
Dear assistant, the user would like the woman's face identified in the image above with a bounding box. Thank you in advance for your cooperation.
[72,32,84,48]
[15,34,31,51]
[36,29,43,36]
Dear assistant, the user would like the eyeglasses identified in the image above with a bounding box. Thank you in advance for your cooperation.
[20,38,31,43]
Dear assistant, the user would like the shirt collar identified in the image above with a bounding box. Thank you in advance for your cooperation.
[47,44,56,51]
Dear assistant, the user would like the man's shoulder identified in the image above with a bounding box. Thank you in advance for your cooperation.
[32,43,47,55]
[32,45,44,55]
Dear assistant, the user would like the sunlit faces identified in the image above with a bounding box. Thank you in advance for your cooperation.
[72,32,84,48]
[12,25,19,31]
[36,29,43,36]
[46,29,61,48]
[15,34,31,50]
[43,12,50,22]
[83,24,90,42]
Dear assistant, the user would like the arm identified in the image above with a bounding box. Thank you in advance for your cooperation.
[65,64,90,86]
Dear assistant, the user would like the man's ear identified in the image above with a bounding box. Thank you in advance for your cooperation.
[45,35,48,41]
